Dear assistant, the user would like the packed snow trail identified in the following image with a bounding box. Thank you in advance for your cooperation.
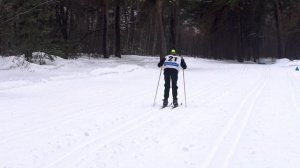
[1,56,300,168]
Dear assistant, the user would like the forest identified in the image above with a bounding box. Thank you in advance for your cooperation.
[0,0,300,62]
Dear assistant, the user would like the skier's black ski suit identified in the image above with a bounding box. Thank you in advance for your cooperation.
[158,55,187,104]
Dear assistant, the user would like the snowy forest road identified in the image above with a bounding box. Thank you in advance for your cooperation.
[1,56,300,168]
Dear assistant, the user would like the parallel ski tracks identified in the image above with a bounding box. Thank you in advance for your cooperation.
[0,84,152,145]
[0,70,152,146]
[1,82,169,168]
[201,67,270,168]
[45,107,170,168]
[1,74,168,167]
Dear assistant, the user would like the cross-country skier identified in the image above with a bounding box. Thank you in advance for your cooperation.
[158,49,187,108]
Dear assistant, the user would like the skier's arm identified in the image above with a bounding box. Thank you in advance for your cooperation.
[181,58,187,69]
[157,58,166,67]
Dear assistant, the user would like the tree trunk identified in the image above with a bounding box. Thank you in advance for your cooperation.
[153,29,158,55]
[169,0,176,50]
[57,2,70,41]
[156,0,166,59]
[237,6,244,62]
[25,50,32,62]
[274,0,284,58]
[129,0,135,53]
[115,0,121,58]
[102,0,108,58]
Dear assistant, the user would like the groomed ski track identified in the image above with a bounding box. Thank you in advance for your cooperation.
[1,56,300,168]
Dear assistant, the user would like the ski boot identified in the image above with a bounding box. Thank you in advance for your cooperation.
[162,99,168,108]
[173,99,178,108]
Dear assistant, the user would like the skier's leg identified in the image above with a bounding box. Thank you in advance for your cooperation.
[164,69,171,104]
[171,70,179,105]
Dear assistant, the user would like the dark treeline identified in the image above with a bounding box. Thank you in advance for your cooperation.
[0,0,300,62]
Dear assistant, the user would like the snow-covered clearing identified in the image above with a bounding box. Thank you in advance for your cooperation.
[1,55,300,168]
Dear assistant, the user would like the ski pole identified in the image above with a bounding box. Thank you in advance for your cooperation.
[153,67,163,106]
[183,69,187,107]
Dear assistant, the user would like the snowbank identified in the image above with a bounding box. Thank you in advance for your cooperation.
[0,56,30,70]
[275,58,300,68]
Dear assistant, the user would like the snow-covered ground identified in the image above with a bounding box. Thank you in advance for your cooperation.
[1,55,300,168]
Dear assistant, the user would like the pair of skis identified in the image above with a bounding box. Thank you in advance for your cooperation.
[161,103,180,109]
[161,105,178,109]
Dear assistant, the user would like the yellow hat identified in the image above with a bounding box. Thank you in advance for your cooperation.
[171,49,176,55]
